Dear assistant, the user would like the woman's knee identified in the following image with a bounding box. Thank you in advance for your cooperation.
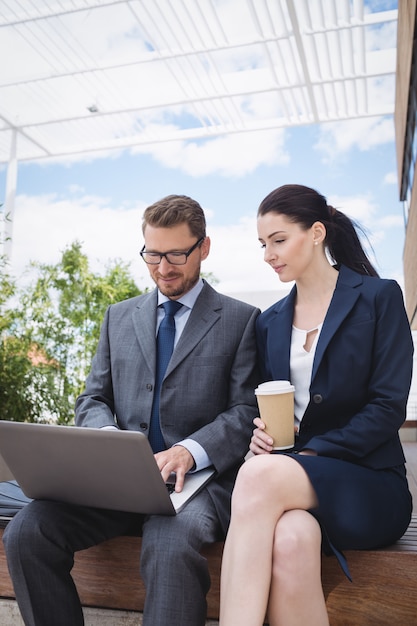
[230,456,268,516]
[231,455,297,516]
[272,511,322,569]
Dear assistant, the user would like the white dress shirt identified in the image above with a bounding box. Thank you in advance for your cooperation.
[290,324,322,429]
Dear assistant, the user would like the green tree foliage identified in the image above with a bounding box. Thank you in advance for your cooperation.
[0,241,143,424]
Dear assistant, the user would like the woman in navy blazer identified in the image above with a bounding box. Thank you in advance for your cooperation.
[220,185,414,626]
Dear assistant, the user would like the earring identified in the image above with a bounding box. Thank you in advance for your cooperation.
[314,241,318,246]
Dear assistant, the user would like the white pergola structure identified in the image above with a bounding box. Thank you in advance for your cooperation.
[0,0,398,255]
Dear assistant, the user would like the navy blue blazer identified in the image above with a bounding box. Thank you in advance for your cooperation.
[256,265,414,470]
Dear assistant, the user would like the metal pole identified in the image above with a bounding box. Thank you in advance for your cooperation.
[3,128,18,261]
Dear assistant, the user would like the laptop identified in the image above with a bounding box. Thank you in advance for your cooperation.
[0,421,215,515]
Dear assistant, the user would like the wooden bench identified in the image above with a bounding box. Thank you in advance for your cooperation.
[1,514,417,625]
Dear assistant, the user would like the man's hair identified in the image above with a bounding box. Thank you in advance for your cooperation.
[142,195,206,240]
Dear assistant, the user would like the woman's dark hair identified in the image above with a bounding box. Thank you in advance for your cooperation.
[257,184,379,277]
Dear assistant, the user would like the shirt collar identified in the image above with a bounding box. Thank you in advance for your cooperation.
[157,278,204,310]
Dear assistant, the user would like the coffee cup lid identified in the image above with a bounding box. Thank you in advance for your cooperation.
[255,380,295,395]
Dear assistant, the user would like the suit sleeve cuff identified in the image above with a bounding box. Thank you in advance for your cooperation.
[174,439,212,472]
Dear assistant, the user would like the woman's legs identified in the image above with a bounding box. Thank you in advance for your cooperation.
[219,454,323,626]
[267,510,328,626]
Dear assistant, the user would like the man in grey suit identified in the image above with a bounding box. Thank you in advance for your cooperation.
[3,194,260,626]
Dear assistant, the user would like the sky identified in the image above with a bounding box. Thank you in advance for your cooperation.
[0,0,405,311]
[0,116,404,307]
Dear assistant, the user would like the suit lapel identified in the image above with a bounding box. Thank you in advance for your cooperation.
[131,289,158,378]
[131,282,223,380]
[312,266,363,379]
[166,282,221,375]
[266,288,295,380]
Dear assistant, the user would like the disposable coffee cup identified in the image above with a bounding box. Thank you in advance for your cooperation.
[255,381,295,450]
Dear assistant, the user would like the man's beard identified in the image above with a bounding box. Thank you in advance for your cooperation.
[154,270,200,298]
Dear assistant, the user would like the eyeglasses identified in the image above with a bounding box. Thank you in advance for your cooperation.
[140,237,205,265]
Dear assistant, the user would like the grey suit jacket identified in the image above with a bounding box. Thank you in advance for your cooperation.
[75,280,261,532]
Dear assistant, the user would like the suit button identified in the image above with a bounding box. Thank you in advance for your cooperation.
[312,394,323,404]
[146,384,153,391]
[140,423,148,430]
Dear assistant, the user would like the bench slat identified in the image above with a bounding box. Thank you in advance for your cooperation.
[0,515,416,624]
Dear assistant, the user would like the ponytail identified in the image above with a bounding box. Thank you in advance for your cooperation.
[326,208,378,277]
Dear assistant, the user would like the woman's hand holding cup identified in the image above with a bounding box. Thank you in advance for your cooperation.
[249,417,274,455]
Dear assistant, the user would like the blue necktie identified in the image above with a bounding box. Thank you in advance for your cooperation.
[149,300,183,452]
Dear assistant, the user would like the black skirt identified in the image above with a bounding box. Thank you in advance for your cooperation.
[281,453,413,578]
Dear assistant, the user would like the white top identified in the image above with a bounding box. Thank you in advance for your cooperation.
[290,324,322,428]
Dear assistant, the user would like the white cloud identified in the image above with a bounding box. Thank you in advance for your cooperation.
[329,192,377,225]
[314,116,395,161]
[7,192,286,299]
[10,186,402,304]
[326,191,405,269]
[329,191,403,236]
[133,129,289,178]
[378,214,404,228]
[383,170,397,185]
[366,19,397,55]
[204,215,288,295]
[8,193,149,286]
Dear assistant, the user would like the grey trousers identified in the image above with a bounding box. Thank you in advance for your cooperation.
[3,489,221,626]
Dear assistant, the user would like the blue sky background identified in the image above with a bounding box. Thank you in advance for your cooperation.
[0,0,404,307]
[2,1,416,413]
[0,117,404,304]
